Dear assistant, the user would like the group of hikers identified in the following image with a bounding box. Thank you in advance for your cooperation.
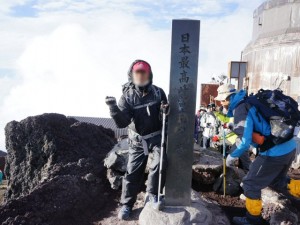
[194,101,237,150]
[106,60,300,224]
[194,103,216,148]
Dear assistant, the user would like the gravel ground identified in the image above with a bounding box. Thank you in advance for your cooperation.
[94,191,144,225]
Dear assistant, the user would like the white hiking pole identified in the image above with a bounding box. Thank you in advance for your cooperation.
[223,128,226,197]
[154,103,168,211]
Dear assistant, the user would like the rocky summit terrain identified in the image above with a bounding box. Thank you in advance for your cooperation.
[0,113,299,225]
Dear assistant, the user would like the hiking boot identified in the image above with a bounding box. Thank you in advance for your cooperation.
[118,205,132,220]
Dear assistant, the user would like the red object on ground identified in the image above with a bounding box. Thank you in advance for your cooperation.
[212,135,219,142]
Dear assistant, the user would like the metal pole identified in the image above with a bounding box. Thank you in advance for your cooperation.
[223,128,226,197]
[156,108,167,210]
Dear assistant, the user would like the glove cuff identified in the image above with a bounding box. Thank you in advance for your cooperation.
[109,104,119,115]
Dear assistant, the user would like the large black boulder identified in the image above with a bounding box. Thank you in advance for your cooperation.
[0,113,116,225]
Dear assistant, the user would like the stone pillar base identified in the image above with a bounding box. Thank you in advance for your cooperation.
[139,191,230,225]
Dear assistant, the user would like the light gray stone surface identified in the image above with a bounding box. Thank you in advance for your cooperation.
[139,191,230,225]
[291,137,300,169]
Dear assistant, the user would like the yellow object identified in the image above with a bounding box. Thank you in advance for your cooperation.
[219,132,238,145]
[245,198,262,216]
[214,112,237,145]
[215,111,230,123]
[226,132,238,145]
[288,179,300,198]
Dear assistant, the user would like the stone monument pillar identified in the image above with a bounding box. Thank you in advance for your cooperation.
[165,19,200,206]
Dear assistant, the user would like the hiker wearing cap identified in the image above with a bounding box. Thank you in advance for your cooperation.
[215,84,251,172]
[200,103,217,149]
[215,84,298,225]
[105,60,168,220]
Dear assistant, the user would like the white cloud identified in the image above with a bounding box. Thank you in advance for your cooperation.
[0,0,265,150]
[0,9,170,150]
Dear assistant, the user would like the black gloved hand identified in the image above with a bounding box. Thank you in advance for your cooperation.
[160,101,170,115]
[105,96,116,106]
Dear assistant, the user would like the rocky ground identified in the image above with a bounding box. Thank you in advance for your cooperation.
[95,192,144,225]
[104,142,300,225]
[192,181,246,222]
[194,166,300,225]
[0,113,299,225]
[0,180,7,203]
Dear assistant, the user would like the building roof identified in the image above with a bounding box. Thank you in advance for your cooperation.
[69,116,128,138]
[0,150,7,157]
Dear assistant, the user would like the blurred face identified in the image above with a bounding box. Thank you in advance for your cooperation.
[196,111,200,117]
[132,70,150,87]
[220,97,230,109]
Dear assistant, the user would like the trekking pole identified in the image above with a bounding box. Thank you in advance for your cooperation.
[223,128,226,197]
[155,103,168,211]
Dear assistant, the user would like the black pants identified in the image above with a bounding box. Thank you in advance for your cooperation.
[239,150,251,172]
[242,149,296,199]
[121,135,167,207]
[228,149,251,172]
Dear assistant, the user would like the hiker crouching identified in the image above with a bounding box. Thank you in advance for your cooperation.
[215,84,300,225]
[105,60,168,220]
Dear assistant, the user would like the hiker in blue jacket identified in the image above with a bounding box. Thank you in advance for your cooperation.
[215,84,299,225]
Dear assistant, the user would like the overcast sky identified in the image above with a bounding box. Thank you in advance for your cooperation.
[0,0,265,150]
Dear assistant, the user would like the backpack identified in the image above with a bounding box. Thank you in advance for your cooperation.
[244,89,300,147]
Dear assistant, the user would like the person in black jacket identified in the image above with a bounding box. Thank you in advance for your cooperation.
[105,60,168,220]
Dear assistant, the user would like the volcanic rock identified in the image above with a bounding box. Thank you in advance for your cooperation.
[213,167,245,196]
[192,149,223,185]
[0,113,116,225]
[261,188,299,225]
[104,138,155,190]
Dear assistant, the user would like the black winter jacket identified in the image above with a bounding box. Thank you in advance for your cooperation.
[109,84,167,136]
